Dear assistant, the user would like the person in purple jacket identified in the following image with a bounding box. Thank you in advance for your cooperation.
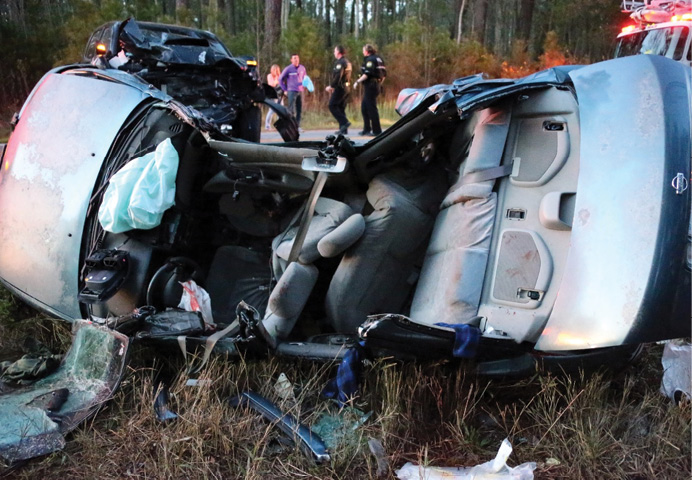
[278,53,307,128]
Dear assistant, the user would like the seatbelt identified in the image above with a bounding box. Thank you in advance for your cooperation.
[287,171,329,263]
[455,162,514,187]
[178,318,239,374]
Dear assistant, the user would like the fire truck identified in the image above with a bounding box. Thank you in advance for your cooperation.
[616,0,691,65]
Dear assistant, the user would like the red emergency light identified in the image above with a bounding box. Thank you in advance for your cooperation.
[671,13,692,22]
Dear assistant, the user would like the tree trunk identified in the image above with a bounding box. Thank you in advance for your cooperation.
[373,0,380,32]
[361,0,367,36]
[336,0,346,35]
[350,0,355,35]
[326,0,332,46]
[265,0,282,60]
[472,0,488,44]
[354,0,360,37]
[281,0,289,32]
[163,0,176,17]
[220,0,236,34]
[518,0,534,42]
[456,0,467,44]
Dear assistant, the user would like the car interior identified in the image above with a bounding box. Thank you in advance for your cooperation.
[82,84,581,357]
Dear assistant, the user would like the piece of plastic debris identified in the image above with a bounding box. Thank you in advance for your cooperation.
[396,438,536,480]
[185,378,212,387]
[230,391,330,463]
[368,438,389,477]
[178,279,215,328]
[660,340,691,402]
[303,75,315,93]
[274,373,296,401]
[153,383,178,422]
[545,457,560,466]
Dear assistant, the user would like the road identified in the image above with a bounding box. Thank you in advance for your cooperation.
[0,129,376,155]
[261,128,377,144]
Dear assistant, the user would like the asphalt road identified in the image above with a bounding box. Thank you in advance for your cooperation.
[0,129,376,154]
[261,128,378,144]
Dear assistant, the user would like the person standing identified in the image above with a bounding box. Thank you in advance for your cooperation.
[354,44,386,136]
[278,53,307,128]
[265,64,283,130]
[325,45,352,134]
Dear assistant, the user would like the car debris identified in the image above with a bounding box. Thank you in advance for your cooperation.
[395,438,536,480]
[368,437,390,477]
[229,390,331,463]
[83,18,298,142]
[0,322,129,464]
[0,340,63,386]
[311,406,373,451]
[660,340,691,403]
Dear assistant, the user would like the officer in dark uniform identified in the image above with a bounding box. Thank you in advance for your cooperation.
[354,44,386,136]
[325,45,352,134]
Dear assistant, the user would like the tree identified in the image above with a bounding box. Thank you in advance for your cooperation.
[265,0,282,60]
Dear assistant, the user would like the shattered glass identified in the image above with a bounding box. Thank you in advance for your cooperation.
[0,322,129,463]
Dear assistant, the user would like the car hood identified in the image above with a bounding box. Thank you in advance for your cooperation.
[119,19,243,69]
[0,70,158,319]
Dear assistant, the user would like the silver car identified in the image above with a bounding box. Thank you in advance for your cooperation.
[0,54,689,462]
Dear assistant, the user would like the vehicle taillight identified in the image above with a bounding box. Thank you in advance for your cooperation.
[621,25,636,33]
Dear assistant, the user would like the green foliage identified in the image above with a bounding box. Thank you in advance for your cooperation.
[0,0,613,121]
[279,13,327,80]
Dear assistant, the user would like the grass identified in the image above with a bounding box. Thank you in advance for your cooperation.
[0,289,689,479]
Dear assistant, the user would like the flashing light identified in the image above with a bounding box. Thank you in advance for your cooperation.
[96,43,107,55]
[621,25,637,33]
[246,59,257,66]
[671,13,692,22]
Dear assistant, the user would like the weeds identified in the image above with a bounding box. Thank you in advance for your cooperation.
[0,290,689,479]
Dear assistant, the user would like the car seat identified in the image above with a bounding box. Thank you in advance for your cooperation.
[325,168,447,333]
[262,197,366,340]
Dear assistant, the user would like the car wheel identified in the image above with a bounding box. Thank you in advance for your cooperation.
[235,105,261,142]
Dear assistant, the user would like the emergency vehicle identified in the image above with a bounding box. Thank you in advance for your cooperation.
[616,0,691,65]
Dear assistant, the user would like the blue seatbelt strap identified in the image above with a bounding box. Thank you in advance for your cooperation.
[435,323,480,358]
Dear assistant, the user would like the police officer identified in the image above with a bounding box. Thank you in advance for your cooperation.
[325,45,352,134]
[354,44,386,136]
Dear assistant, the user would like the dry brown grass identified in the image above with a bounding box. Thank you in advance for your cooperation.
[1,289,689,479]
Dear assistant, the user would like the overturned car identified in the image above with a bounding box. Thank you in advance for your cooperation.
[0,54,690,462]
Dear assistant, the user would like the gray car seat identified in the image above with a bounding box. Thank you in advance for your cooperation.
[263,197,365,340]
[409,106,510,326]
[325,169,447,333]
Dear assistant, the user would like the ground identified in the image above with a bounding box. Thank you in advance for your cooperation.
[0,287,689,479]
